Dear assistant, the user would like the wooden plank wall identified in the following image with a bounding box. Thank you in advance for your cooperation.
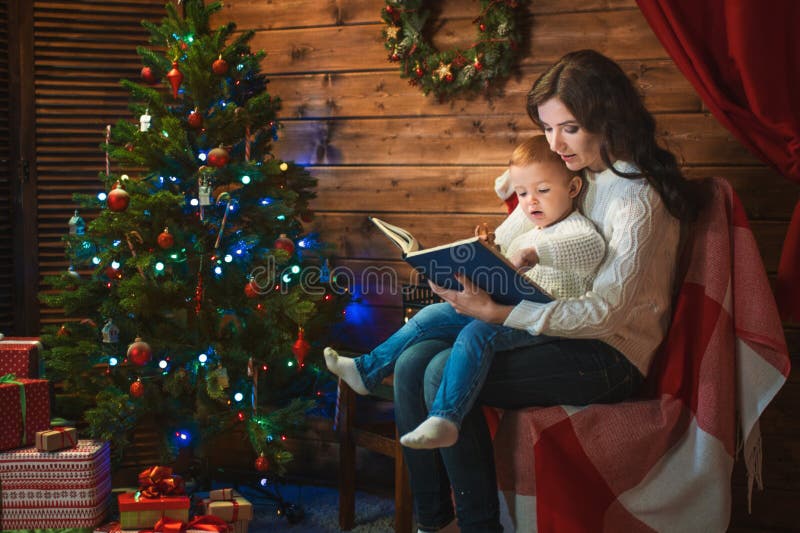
[212,1,799,530]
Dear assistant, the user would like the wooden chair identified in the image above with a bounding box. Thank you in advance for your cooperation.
[336,370,412,533]
[336,284,440,532]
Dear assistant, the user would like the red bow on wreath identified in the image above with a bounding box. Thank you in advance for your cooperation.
[137,465,186,498]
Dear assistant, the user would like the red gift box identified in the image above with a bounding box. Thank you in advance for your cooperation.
[0,338,42,378]
[0,377,50,451]
[117,492,190,529]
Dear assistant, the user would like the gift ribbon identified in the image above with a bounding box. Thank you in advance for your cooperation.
[0,374,27,446]
[137,465,186,498]
[53,426,77,448]
[152,515,230,532]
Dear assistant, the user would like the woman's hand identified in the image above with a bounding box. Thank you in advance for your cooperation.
[428,274,515,324]
[508,246,539,270]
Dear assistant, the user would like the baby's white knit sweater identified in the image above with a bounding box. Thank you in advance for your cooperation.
[494,209,606,300]
[497,161,680,377]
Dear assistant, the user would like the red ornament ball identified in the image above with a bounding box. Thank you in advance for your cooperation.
[479,23,486,32]
[187,110,203,129]
[244,280,260,299]
[415,67,424,78]
[130,380,145,398]
[254,454,270,472]
[157,228,175,249]
[212,56,229,76]
[274,234,295,255]
[127,337,152,366]
[207,146,230,168]
[474,61,483,72]
[445,73,453,83]
[107,183,130,212]
[141,66,158,84]
[105,265,122,280]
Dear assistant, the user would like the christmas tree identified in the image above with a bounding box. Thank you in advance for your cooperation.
[39,0,347,475]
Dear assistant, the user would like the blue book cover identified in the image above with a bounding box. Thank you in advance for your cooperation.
[370,217,552,305]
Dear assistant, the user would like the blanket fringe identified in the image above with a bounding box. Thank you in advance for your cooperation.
[742,419,764,513]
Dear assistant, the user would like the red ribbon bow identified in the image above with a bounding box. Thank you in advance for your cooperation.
[137,466,186,498]
[152,515,230,533]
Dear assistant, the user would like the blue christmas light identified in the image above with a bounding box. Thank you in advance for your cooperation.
[92,256,101,265]
[234,392,244,402]
[190,198,199,206]
[224,254,233,263]
[158,359,168,369]
[276,215,286,221]
[113,240,121,247]
[214,266,223,275]
[111,261,120,269]
[198,152,207,161]
[174,430,191,446]
[109,357,119,366]
[282,273,292,283]
[290,265,300,274]
[241,175,251,185]
[260,198,273,205]
[260,478,268,487]
[198,353,208,364]
[155,262,165,272]
[97,192,107,201]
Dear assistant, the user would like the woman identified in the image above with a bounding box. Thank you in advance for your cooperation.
[394,49,710,533]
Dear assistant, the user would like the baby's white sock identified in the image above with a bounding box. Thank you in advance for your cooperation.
[400,416,459,449]
[323,347,369,395]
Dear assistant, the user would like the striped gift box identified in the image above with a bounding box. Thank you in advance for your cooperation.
[0,439,111,529]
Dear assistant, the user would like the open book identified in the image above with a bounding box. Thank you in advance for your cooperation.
[369,216,552,305]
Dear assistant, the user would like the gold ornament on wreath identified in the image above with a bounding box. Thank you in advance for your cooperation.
[381,0,527,98]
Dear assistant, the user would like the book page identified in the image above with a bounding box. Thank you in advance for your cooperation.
[369,216,420,254]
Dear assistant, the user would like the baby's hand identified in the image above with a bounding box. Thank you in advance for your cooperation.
[474,223,496,247]
[508,246,539,270]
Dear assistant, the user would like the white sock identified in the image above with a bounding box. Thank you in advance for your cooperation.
[323,347,369,395]
[400,416,459,449]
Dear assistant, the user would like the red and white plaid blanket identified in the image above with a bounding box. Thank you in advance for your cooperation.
[492,177,791,532]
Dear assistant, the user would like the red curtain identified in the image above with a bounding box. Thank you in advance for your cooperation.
[636,0,800,322]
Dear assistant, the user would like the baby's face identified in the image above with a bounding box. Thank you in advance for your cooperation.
[510,162,580,228]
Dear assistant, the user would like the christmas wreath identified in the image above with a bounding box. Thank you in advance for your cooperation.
[381,0,527,98]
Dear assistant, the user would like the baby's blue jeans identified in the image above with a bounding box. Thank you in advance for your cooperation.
[354,302,539,427]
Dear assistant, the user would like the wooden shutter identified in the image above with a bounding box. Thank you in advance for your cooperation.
[0,0,12,333]
[34,0,165,327]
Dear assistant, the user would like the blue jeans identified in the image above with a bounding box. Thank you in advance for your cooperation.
[393,337,643,532]
[354,302,539,427]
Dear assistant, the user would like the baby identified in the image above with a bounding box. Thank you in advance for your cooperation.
[326,135,606,449]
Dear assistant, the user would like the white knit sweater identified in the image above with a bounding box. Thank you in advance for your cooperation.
[497,161,680,377]
[494,209,606,300]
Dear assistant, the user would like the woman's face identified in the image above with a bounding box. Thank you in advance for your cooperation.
[537,98,606,173]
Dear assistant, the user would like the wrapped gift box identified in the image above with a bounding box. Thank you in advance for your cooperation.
[36,426,78,451]
[0,439,111,529]
[209,487,235,501]
[0,377,50,451]
[95,518,228,533]
[201,491,253,533]
[118,492,190,529]
[0,337,41,378]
